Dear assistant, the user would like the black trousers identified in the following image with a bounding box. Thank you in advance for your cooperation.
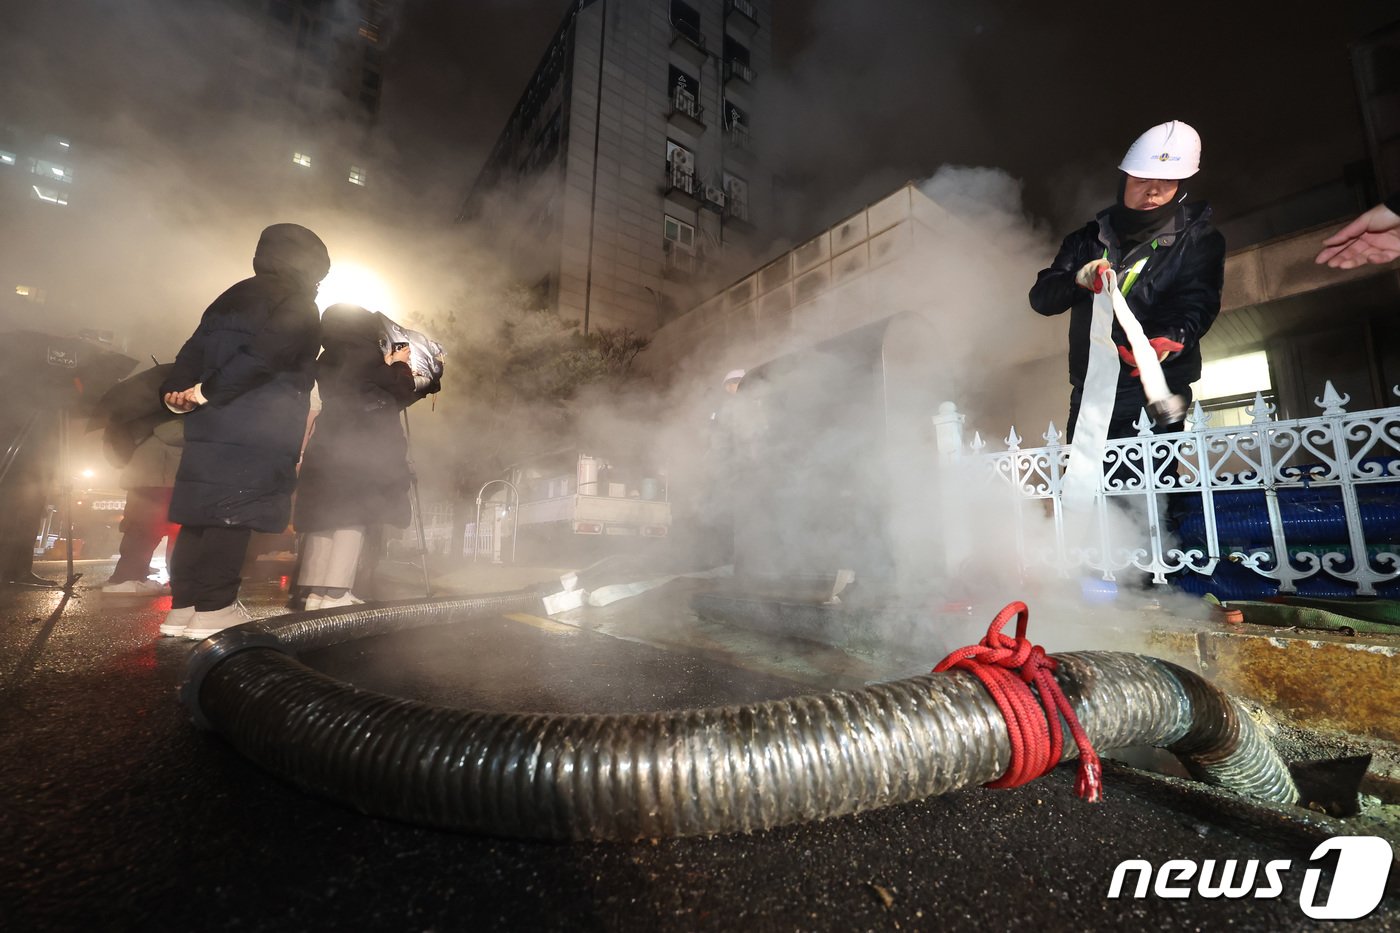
[111,487,177,583]
[169,525,252,612]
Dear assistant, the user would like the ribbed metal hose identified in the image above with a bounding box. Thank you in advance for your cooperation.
[183,594,1299,840]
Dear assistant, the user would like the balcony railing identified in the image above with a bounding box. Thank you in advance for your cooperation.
[670,86,704,124]
[667,162,697,197]
[662,243,698,278]
[724,197,750,223]
[724,59,755,85]
[931,384,1400,598]
[670,18,705,52]
[724,120,751,150]
[725,0,759,26]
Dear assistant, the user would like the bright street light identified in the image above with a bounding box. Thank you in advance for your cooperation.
[316,262,397,316]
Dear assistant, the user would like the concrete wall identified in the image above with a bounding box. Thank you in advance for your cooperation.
[1222,220,1400,313]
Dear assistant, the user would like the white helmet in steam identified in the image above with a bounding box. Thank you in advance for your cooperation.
[1119,120,1201,180]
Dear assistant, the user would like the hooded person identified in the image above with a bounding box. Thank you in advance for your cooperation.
[157,223,330,639]
[292,303,421,609]
[1028,121,1226,441]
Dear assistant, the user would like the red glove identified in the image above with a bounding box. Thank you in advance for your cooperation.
[1075,259,1111,293]
[1116,337,1185,377]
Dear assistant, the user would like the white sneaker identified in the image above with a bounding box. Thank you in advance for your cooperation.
[159,606,197,637]
[302,593,323,611]
[318,592,365,610]
[103,579,165,595]
[183,601,252,640]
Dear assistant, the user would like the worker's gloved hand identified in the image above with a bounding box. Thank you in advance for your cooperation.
[1116,337,1186,377]
[1075,259,1112,293]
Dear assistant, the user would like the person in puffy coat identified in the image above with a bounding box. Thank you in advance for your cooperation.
[101,417,183,595]
[158,223,330,639]
[1029,121,1226,441]
[293,303,419,609]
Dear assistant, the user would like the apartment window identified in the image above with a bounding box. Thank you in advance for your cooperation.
[15,285,46,301]
[358,19,380,43]
[724,172,749,221]
[724,36,755,83]
[723,100,750,146]
[663,214,695,252]
[31,185,69,206]
[31,159,72,182]
[348,165,367,186]
[666,139,696,193]
[670,0,701,46]
[292,151,312,167]
[668,65,701,120]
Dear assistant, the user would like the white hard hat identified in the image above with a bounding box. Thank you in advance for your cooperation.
[1118,120,1201,180]
[723,369,746,384]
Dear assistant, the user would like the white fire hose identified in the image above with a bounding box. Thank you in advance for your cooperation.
[1063,268,1186,510]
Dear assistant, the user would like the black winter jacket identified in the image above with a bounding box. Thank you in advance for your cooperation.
[1028,201,1225,394]
[293,304,417,533]
[161,224,328,532]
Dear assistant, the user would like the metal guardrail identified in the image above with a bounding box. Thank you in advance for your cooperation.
[935,383,1400,595]
[671,86,703,122]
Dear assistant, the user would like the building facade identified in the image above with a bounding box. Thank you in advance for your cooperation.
[459,0,775,334]
[225,0,392,204]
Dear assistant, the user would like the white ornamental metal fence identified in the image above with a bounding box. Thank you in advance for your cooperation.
[392,500,454,553]
[934,382,1400,597]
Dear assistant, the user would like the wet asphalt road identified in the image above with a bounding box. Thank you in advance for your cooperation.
[1,560,1394,932]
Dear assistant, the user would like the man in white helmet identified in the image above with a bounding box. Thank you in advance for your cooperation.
[1029,120,1226,441]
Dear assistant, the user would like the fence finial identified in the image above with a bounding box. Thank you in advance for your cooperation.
[1005,425,1022,452]
[1315,381,1350,416]
[1043,421,1061,446]
[1188,400,1209,430]
[1247,392,1275,424]
[1134,409,1154,436]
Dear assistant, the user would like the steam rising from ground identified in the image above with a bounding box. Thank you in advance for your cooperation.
[3,1,1225,649]
[560,164,1208,654]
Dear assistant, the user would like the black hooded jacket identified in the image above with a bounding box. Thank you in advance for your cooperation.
[1028,201,1226,394]
[161,223,329,532]
[293,303,418,532]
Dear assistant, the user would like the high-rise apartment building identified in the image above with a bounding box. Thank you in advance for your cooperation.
[228,0,392,200]
[459,0,774,334]
[0,1,393,335]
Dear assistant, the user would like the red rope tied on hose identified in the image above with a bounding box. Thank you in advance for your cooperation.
[933,601,1104,802]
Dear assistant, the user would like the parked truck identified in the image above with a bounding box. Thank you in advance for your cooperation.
[468,448,671,562]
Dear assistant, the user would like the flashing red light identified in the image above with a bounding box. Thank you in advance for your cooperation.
[279,575,290,590]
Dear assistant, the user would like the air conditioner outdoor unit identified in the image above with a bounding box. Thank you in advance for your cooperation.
[668,148,694,173]
[702,185,727,207]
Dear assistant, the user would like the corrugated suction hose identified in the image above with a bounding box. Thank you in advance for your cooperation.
[182,594,1298,840]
